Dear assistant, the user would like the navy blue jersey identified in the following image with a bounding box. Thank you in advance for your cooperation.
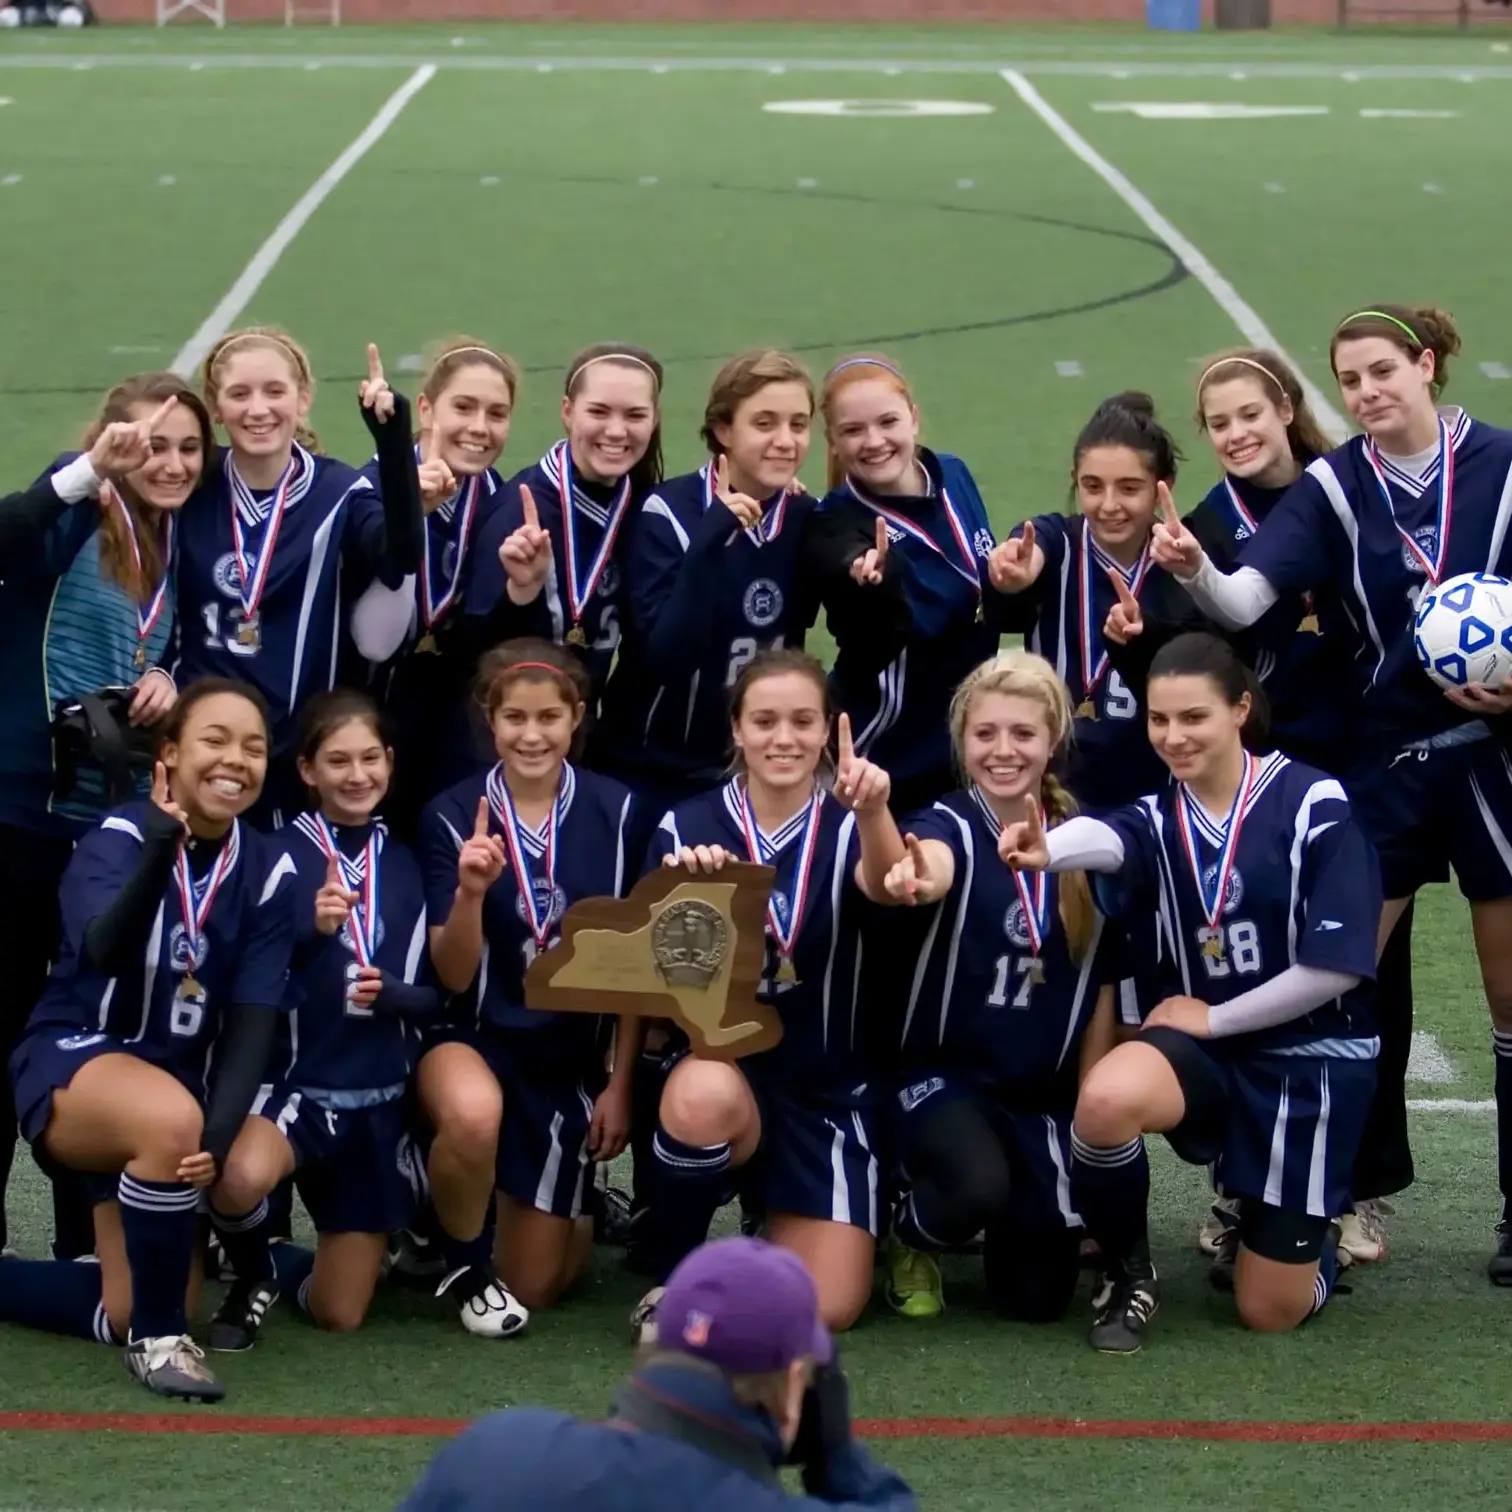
[596,465,817,786]
[819,449,998,786]
[1010,512,1166,809]
[27,802,295,1090]
[422,763,633,1038]
[1240,410,1512,745]
[274,814,430,1095]
[174,444,387,753]
[653,781,869,1099]
[1096,753,1380,1058]
[900,790,1117,1101]
[466,444,637,702]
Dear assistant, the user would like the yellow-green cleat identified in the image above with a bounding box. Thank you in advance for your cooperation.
[886,1237,944,1319]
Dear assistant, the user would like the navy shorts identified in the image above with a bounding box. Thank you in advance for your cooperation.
[424,1023,604,1221]
[751,1075,880,1236]
[894,1073,1081,1233]
[1348,729,1512,902]
[253,1083,420,1236]
[1144,1027,1375,1220]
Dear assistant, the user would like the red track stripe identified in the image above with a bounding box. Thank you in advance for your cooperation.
[0,1411,1510,1443]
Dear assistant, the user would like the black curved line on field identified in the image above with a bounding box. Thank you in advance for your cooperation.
[0,179,1188,397]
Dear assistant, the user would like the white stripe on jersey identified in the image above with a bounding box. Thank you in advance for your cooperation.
[288,500,343,713]
[1305,458,1389,686]
[1055,912,1106,1073]
[819,810,858,1055]
[612,791,632,897]
[95,976,116,1034]
[1042,1113,1082,1228]
[535,1109,565,1214]
[1183,751,1289,846]
[853,649,905,754]
[852,1109,879,1235]
[1469,755,1512,885]
[1305,1062,1332,1219]
[571,1083,594,1220]
[1271,1036,1379,1059]
[901,803,975,1046]
[1487,455,1512,572]
[1137,793,1193,996]
[403,911,427,985]
[1285,777,1348,966]
[826,1118,849,1226]
[129,902,168,1044]
[642,494,690,552]
[684,669,700,744]
[642,686,665,743]
[101,816,144,842]
[1263,1077,1290,1208]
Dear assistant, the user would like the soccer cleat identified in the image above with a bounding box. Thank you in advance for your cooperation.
[1207,1227,1239,1293]
[594,1186,635,1248]
[885,1237,944,1320]
[1488,1221,1512,1286]
[629,1285,664,1347]
[386,1227,450,1286]
[124,1334,225,1402]
[1197,1194,1242,1257]
[1089,1256,1159,1354]
[1336,1199,1391,1265]
[435,1265,529,1338]
[207,1278,279,1353]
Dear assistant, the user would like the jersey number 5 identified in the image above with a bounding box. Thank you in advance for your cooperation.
[987,953,1036,1010]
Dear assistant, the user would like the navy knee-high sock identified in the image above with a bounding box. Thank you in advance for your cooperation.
[1495,1031,1512,1221]
[1069,1133,1151,1265]
[271,1241,316,1314]
[1308,1230,1341,1319]
[0,1257,119,1344]
[650,1130,732,1281]
[211,1197,276,1286]
[116,1173,199,1341]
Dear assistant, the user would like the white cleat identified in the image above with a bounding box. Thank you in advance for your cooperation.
[435,1265,529,1338]
[629,1286,664,1347]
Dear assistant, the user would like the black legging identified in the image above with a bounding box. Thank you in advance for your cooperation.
[1352,899,1416,1201]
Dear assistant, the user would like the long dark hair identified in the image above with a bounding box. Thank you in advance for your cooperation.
[1148,633,1272,752]
[1069,391,1181,501]
[563,343,665,499]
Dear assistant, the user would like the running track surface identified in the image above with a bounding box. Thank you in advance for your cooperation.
[2,1412,1510,1444]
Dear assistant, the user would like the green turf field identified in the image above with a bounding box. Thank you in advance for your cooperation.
[1,18,1511,1511]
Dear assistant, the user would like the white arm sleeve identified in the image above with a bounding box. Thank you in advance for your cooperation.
[1043,816,1125,874]
[50,454,101,504]
[350,575,417,664]
[1175,556,1279,631]
[1205,964,1360,1039]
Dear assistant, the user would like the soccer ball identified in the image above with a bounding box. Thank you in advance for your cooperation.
[1413,572,1512,690]
[0,8,20,26]
[56,3,84,24]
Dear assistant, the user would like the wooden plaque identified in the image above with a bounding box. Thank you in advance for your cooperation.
[524,862,782,1061]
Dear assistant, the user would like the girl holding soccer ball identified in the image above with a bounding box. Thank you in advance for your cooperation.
[1151,303,1512,1283]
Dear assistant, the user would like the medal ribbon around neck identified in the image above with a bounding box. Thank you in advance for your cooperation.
[103,480,174,652]
[704,465,789,545]
[1080,528,1152,700]
[420,472,480,630]
[972,787,1051,956]
[173,822,240,974]
[554,440,633,631]
[737,781,823,965]
[301,813,381,967]
[1223,478,1259,540]
[1365,416,1454,584]
[1175,751,1256,934]
[228,447,302,625]
[486,764,560,953]
[847,477,981,593]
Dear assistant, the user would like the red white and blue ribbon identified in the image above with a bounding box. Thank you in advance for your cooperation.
[420,472,480,631]
[173,822,240,968]
[104,480,174,649]
[846,477,981,593]
[971,786,1050,956]
[1223,478,1259,541]
[228,448,303,625]
[737,782,823,964]
[297,813,381,967]
[553,440,633,626]
[1079,528,1152,701]
[486,763,559,953]
[1365,416,1454,584]
[704,465,789,545]
[1175,751,1256,933]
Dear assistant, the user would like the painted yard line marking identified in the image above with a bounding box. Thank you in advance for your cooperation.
[1056,360,1083,376]
[1407,1030,1457,1084]
[1359,108,1463,118]
[1481,362,1510,380]
[5,55,1512,81]
[999,69,1349,444]
[1408,1098,1493,1113]
[2,1410,1512,1443]
[170,64,434,378]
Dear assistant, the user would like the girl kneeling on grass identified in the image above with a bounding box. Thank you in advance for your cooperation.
[1002,633,1381,1353]
[862,651,1122,1322]
[1,680,294,1401]
[203,690,437,1350]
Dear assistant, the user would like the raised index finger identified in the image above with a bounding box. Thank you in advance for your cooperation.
[520,483,539,532]
[367,343,385,386]
[144,394,178,435]
[473,796,490,839]
[1108,568,1139,610]
[874,517,888,557]
[714,454,731,502]
[325,855,342,889]
[1157,480,1179,528]
[837,711,854,765]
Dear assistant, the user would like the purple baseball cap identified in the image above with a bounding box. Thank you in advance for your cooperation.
[657,1237,833,1373]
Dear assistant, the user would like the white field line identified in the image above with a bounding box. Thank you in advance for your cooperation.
[170,63,434,377]
[1407,1030,1457,1085]
[1000,68,1349,444]
[2,54,1512,80]
[1408,1098,1493,1113]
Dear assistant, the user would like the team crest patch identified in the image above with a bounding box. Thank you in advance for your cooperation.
[682,1309,712,1348]
[516,879,569,929]
[341,915,387,955]
[168,923,209,974]
[1003,901,1033,949]
[743,579,784,628]
[899,1076,945,1112]
[1200,864,1244,915]
[211,552,246,598]
[56,1033,106,1052]
[1401,527,1437,575]
[599,563,620,596]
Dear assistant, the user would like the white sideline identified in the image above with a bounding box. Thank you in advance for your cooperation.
[170,63,435,377]
[999,68,1350,445]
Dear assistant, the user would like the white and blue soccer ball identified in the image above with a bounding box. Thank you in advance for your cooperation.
[1414,572,1512,690]
[0,8,20,26]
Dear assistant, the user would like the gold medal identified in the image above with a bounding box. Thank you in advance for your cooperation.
[134,643,147,670]
[566,624,588,648]
[776,955,798,985]
[235,615,262,651]
[1027,956,1046,985]
[416,632,438,655]
[1200,929,1226,963]
[181,973,202,998]
[1298,613,1320,635]
[1075,698,1096,721]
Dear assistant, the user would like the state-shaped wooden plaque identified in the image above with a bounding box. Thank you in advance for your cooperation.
[524,862,782,1060]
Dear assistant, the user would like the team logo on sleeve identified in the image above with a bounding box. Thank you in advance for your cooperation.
[168,924,209,974]
[56,1033,107,1052]
[515,879,568,929]
[1200,865,1245,915]
[1003,902,1033,949]
[212,552,246,598]
[743,579,784,628]
[1402,528,1437,575]
[899,1076,945,1112]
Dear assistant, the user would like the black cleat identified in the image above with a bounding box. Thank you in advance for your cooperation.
[1208,1227,1239,1293]
[1089,1255,1160,1354]
[1488,1221,1512,1286]
[207,1278,279,1353]
[595,1186,635,1248]
[125,1335,226,1401]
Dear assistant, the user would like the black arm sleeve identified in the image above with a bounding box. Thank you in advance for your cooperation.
[0,474,72,561]
[371,975,443,1019]
[799,508,913,670]
[200,1003,279,1165]
[81,806,186,977]
[360,389,424,578]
